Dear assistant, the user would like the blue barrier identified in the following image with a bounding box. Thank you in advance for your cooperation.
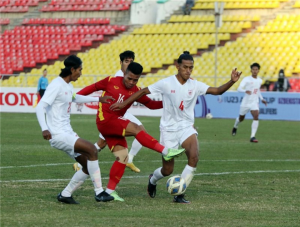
[195,92,300,121]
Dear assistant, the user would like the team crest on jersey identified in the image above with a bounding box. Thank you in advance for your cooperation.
[171,90,175,93]
[129,91,134,95]
[188,90,193,95]
[114,86,119,89]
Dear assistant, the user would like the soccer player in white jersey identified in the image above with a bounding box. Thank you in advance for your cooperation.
[36,55,115,204]
[73,50,145,173]
[110,51,242,203]
[232,63,267,143]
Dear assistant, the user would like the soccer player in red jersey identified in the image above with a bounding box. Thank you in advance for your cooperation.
[77,62,185,201]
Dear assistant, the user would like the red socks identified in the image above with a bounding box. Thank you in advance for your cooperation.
[135,131,164,153]
[107,161,126,190]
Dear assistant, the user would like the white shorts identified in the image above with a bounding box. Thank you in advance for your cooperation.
[239,103,259,116]
[98,111,142,139]
[49,131,81,159]
[160,126,198,149]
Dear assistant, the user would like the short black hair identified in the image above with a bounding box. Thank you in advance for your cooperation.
[60,55,82,78]
[120,50,135,62]
[177,51,194,64]
[250,63,260,70]
[126,62,143,75]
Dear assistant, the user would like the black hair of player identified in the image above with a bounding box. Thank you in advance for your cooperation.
[177,51,194,64]
[120,50,135,62]
[126,62,143,75]
[250,63,260,70]
[60,55,82,78]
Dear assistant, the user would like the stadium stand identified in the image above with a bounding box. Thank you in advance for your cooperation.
[294,0,300,7]
[149,14,300,92]
[1,24,126,74]
[168,15,260,23]
[40,0,132,12]
[192,0,284,10]
[1,0,299,92]
[22,17,111,25]
[0,18,10,25]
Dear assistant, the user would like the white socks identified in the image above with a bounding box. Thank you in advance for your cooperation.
[127,139,142,163]
[251,120,259,138]
[61,169,88,197]
[105,188,114,195]
[234,117,240,128]
[150,167,164,185]
[88,160,104,195]
[161,147,168,156]
[150,165,196,188]
[94,142,101,151]
[181,164,196,187]
[77,162,83,169]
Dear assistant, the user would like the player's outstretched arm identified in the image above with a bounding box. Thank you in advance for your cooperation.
[138,96,163,110]
[206,68,242,95]
[99,96,115,103]
[73,94,114,104]
[110,87,151,111]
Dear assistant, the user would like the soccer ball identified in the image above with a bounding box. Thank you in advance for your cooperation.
[166,176,187,196]
[206,113,213,119]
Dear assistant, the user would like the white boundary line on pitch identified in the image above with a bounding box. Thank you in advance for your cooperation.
[1,169,300,183]
[1,159,300,169]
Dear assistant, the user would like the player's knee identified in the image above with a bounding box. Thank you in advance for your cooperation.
[134,125,144,135]
[113,148,128,164]
[89,147,98,158]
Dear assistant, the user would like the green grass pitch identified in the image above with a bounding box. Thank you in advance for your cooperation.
[1,113,299,227]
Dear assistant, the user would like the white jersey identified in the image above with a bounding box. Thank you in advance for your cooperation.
[114,69,124,77]
[41,77,74,135]
[238,76,263,106]
[148,75,209,131]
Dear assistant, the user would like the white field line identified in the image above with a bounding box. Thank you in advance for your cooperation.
[1,159,300,169]
[1,169,300,183]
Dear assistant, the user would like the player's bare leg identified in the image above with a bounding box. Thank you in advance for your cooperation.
[60,138,113,204]
[125,122,185,160]
[232,115,245,136]
[73,137,107,172]
[105,145,128,202]
[250,110,259,142]
[148,134,197,203]
[126,125,147,173]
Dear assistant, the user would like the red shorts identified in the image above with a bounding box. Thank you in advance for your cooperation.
[97,116,131,150]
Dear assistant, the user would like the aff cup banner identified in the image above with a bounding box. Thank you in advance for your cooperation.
[0,87,299,121]
[0,87,163,116]
[194,92,300,121]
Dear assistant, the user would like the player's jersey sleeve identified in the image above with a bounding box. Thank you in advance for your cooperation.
[77,76,111,95]
[196,80,209,96]
[137,95,163,109]
[237,77,248,93]
[148,78,166,95]
[41,80,60,106]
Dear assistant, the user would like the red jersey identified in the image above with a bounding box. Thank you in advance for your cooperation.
[77,76,162,123]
